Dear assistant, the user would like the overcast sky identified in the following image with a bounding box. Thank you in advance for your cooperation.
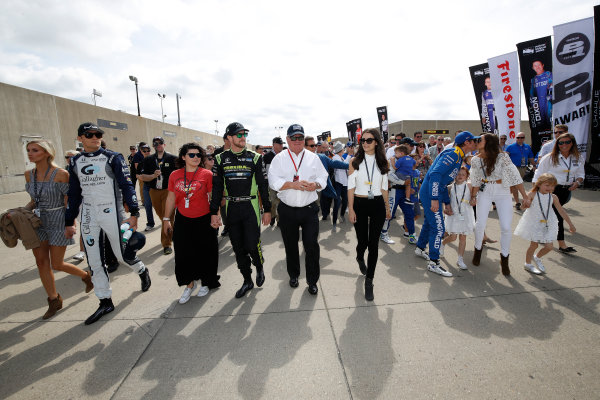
[0,0,594,145]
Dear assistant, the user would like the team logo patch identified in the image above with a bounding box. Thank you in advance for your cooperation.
[81,164,100,175]
[103,208,111,213]
[85,236,95,246]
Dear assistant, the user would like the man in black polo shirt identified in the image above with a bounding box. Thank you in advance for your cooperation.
[138,136,178,254]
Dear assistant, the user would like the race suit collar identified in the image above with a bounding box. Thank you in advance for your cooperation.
[453,146,465,159]
[83,148,104,157]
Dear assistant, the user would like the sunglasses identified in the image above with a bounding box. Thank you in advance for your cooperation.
[360,138,375,144]
[307,144,317,148]
[206,156,214,161]
[186,153,202,158]
[83,131,103,139]
[558,140,572,145]
[418,144,426,147]
[289,135,304,141]
[142,150,150,153]
[554,131,565,134]
[233,132,248,138]
[153,142,164,146]
[516,137,525,139]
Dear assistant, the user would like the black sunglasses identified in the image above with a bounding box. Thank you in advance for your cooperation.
[418,144,426,147]
[307,144,317,148]
[558,140,572,145]
[153,141,164,146]
[186,153,202,158]
[516,137,525,139]
[554,130,565,134]
[360,138,375,144]
[206,155,214,161]
[289,135,304,142]
[142,150,150,153]
[83,131,103,139]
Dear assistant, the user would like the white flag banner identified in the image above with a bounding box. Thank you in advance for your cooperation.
[488,52,521,145]
[553,17,594,158]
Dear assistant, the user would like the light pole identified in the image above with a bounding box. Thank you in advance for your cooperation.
[176,93,182,126]
[129,75,140,116]
[158,93,166,123]
[214,120,219,135]
[92,89,102,106]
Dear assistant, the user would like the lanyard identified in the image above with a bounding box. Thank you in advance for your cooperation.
[288,149,305,178]
[365,158,376,193]
[537,191,552,228]
[183,167,200,198]
[155,155,164,171]
[454,183,466,215]
[32,166,52,205]
[560,156,572,183]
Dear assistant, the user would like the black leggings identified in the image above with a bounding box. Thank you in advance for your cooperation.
[553,185,571,241]
[353,196,386,279]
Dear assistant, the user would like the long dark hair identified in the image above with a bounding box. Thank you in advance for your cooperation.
[480,133,500,176]
[550,133,579,166]
[352,129,389,174]
[176,142,205,168]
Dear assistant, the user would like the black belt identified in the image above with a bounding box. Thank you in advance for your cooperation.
[281,201,318,209]
[226,195,256,202]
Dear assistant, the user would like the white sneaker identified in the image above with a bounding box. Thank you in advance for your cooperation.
[439,244,445,257]
[457,259,468,270]
[73,251,85,261]
[524,263,542,275]
[196,285,209,297]
[179,283,196,304]
[532,256,546,273]
[427,260,453,277]
[144,225,155,232]
[415,247,430,261]
[380,233,395,244]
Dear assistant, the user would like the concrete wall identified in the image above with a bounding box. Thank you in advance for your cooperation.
[0,82,220,194]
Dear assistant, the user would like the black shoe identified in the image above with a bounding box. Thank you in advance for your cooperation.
[163,247,173,255]
[365,278,374,301]
[221,228,229,237]
[256,269,265,287]
[308,284,318,295]
[106,263,119,273]
[321,215,328,221]
[356,258,367,275]
[235,280,254,298]
[139,268,151,292]
[559,246,577,253]
[289,277,299,288]
[270,219,275,227]
[85,298,115,325]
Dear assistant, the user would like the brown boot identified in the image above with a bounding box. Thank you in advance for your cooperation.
[43,294,63,319]
[82,271,94,293]
[472,247,482,266]
[500,254,511,276]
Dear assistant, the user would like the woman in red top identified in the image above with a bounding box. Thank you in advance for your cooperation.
[163,143,220,304]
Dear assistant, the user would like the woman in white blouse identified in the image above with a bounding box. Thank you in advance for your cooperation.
[533,133,584,253]
[348,129,391,301]
[469,133,530,276]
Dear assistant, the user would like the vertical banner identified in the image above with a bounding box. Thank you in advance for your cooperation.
[553,17,594,159]
[488,52,520,146]
[346,118,362,143]
[590,6,600,163]
[517,36,553,153]
[469,63,497,133]
[376,106,388,142]
[322,131,332,143]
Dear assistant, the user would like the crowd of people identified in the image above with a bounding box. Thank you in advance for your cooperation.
[5,121,585,323]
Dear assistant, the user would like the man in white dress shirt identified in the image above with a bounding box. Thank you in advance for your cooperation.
[268,124,329,295]
[538,124,568,160]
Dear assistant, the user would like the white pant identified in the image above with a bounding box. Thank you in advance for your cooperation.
[474,183,513,257]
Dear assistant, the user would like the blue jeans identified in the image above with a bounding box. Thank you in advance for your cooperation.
[332,182,347,224]
[143,184,155,226]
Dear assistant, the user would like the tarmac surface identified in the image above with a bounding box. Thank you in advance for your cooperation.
[0,187,599,399]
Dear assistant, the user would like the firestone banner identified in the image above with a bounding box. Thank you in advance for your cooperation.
[346,118,362,143]
[376,106,388,142]
[488,52,520,146]
[553,17,595,158]
[516,36,553,153]
[469,63,497,133]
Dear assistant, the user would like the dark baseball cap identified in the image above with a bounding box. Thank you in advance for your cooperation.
[273,136,284,145]
[78,122,104,136]
[225,122,248,136]
[152,136,164,144]
[400,137,416,146]
[287,124,305,136]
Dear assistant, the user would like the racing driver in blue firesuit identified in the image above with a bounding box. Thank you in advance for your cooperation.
[414,131,479,277]
[65,122,151,325]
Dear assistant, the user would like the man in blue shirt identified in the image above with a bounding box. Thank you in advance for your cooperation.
[415,131,479,277]
[505,132,535,209]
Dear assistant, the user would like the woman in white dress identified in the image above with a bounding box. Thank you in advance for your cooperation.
[469,134,530,276]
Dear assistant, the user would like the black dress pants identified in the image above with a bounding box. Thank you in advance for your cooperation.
[353,196,386,279]
[553,185,571,241]
[278,202,320,285]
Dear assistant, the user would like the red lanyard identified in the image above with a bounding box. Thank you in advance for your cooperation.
[288,149,305,178]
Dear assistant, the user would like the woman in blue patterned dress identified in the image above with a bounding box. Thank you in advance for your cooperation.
[24,140,93,319]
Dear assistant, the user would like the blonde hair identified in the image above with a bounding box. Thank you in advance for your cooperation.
[27,139,58,168]
[533,173,558,192]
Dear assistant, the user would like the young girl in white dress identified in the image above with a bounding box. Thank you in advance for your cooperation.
[514,173,576,274]
[441,167,475,270]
